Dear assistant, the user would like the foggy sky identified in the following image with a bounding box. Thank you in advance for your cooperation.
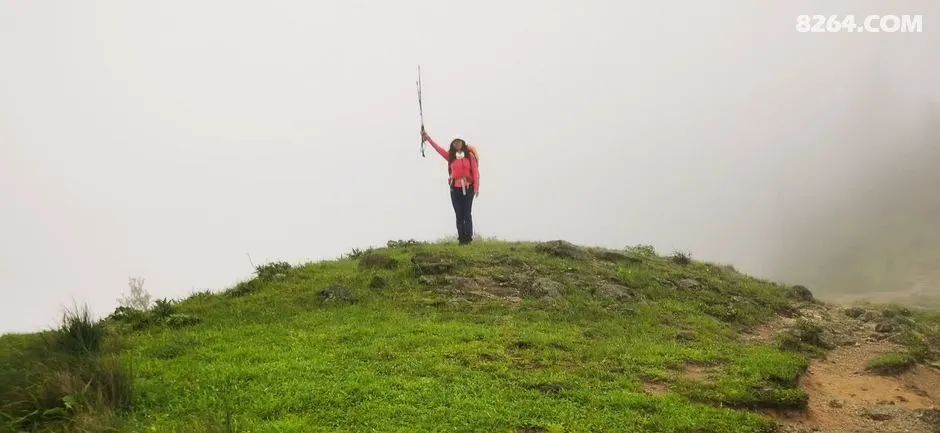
[2,1,937,333]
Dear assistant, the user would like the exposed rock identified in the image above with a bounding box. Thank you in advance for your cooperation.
[317,285,356,304]
[844,307,867,318]
[916,408,940,426]
[417,275,439,285]
[535,240,590,260]
[862,405,897,421]
[875,322,895,333]
[828,399,845,408]
[412,252,455,276]
[522,277,563,299]
[358,250,397,270]
[594,282,633,301]
[789,285,815,302]
[590,249,641,263]
[675,279,701,291]
[433,276,523,303]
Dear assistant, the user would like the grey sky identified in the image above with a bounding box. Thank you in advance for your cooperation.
[1,1,937,333]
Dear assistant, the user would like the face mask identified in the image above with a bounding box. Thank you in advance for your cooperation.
[455,151,465,159]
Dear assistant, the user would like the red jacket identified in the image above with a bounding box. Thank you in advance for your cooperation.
[427,136,480,192]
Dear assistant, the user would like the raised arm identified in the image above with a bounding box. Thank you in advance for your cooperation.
[422,130,449,160]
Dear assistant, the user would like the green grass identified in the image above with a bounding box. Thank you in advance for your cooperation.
[0,240,890,432]
[867,352,918,375]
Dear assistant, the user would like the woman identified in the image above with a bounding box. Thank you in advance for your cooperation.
[422,128,479,245]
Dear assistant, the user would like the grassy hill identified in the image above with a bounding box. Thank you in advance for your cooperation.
[1,240,937,433]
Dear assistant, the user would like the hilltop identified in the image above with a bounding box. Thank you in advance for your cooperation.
[1,240,939,433]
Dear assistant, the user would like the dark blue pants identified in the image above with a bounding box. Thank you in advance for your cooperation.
[450,186,474,243]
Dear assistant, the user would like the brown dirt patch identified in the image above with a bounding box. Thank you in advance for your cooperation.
[643,382,669,396]
[773,336,940,433]
[681,363,719,382]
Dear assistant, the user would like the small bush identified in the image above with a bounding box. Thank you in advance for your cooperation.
[346,248,366,258]
[108,303,198,331]
[108,306,152,330]
[255,262,291,281]
[152,298,176,320]
[671,251,692,265]
[57,306,105,356]
[867,352,918,375]
[625,244,657,257]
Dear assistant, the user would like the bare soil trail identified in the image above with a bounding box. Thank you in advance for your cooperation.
[765,304,940,433]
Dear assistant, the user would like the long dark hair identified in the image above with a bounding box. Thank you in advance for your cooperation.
[447,138,467,162]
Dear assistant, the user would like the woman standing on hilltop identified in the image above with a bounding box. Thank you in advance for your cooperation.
[422,128,479,245]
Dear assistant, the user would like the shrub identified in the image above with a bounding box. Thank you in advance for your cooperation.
[255,262,291,281]
[152,298,176,320]
[56,305,105,356]
[671,251,692,265]
[625,244,657,257]
[107,306,152,330]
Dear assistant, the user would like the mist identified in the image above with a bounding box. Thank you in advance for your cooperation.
[1,0,937,333]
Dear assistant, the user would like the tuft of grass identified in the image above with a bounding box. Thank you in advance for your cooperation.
[778,319,830,356]
[867,352,918,375]
[617,266,657,290]
[56,305,105,356]
[1,310,134,433]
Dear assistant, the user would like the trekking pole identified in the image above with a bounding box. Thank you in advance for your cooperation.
[417,65,426,157]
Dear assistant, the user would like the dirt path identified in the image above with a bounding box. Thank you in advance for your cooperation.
[765,305,940,433]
